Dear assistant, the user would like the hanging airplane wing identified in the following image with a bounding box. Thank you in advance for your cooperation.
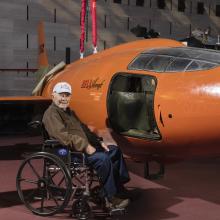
[0,96,51,146]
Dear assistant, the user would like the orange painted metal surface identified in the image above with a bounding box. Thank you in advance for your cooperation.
[0,96,50,101]
[3,38,220,162]
[39,38,220,161]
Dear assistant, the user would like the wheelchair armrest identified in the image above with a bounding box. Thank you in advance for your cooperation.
[44,139,61,146]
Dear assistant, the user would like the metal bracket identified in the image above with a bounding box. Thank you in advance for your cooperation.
[144,161,165,180]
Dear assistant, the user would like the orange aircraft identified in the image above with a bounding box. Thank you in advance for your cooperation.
[1,22,220,176]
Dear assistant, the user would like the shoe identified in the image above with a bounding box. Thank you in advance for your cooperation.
[106,196,130,209]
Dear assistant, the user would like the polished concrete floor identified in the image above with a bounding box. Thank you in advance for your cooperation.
[1,143,220,220]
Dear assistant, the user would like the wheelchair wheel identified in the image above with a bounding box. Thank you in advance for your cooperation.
[16,152,72,216]
[72,198,91,220]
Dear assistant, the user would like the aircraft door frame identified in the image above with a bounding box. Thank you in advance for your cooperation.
[107,72,161,140]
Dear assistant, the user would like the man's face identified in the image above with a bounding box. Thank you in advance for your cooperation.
[52,92,71,110]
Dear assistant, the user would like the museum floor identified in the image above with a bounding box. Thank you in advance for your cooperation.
[1,142,220,220]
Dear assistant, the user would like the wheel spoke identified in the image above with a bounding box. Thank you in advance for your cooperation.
[40,192,45,211]
[49,167,62,179]
[47,188,59,206]
[42,158,47,178]
[57,176,65,187]
[27,160,41,179]
[19,178,38,185]
[25,188,38,201]
[47,167,66,187]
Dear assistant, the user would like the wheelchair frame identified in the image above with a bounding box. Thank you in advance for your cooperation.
[16,122,101,219]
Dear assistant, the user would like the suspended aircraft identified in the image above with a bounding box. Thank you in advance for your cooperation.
[1,21,220,178]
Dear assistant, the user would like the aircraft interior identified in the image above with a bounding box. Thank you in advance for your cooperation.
[108,73,161,140]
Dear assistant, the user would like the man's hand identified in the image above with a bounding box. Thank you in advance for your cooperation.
[100,142,109,151]
[85,144,96,155]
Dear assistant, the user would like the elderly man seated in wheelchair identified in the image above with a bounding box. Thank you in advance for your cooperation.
[43,82,131,210]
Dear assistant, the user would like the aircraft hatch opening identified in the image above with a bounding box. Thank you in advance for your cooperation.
[107,73,161,140]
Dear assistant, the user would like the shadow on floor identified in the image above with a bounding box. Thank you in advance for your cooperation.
[0,144,42,160]
[127,158,220,207]
[0,187,181,220]
[0,190,22,208]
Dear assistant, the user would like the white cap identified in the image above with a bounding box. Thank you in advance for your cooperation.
[53,82,72,94]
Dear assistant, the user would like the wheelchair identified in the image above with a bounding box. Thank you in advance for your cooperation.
[16,121,125,219]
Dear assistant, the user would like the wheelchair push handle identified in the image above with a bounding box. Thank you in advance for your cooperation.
[28,120,42,128]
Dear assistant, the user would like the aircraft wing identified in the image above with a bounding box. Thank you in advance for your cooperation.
[0,96,51,146]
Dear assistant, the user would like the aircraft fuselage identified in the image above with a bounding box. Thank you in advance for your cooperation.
[41,38,220,162]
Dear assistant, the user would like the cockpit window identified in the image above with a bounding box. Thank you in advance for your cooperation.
[130,54,153,70]
[128,47,220,72]
[186,60,215,71]
[166,58,191,72]
[147,56,173,72]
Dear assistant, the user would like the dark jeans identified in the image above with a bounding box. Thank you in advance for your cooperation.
[86,145,130,198]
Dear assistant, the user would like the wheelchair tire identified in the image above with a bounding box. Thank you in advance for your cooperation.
[16,152,72,216]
